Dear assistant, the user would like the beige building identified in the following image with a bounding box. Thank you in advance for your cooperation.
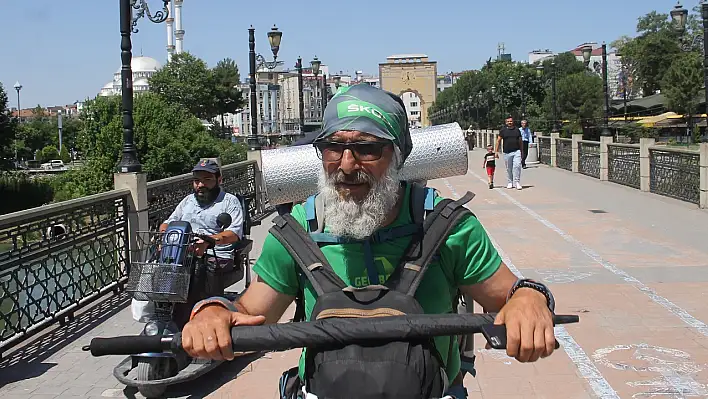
[379,54,437,127]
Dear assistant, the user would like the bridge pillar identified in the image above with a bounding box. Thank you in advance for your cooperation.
[114,172,148,267]
[599,136,614,181]
[571,134,583,173]
[550,132,560,167]
[639,138,655,192]
[247,150,265,213]
[700,142,708,209]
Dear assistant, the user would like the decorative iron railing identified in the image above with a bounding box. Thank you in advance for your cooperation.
[538,137,551,165]
[608,143,641,189]
[578,141,601,179]
[147,160,264,231]
[556,138,572,171]
[0,189,130,355]
[649,147,700,204]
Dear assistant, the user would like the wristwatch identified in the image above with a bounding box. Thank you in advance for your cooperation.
[189,296,238,321]
[507,279,555,313]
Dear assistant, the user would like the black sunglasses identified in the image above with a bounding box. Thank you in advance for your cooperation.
[313,141,392,162]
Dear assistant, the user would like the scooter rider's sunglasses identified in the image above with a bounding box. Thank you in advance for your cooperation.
[314,140,392,162]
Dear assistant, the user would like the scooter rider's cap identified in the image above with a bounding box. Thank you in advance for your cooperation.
[192,158,220,174]
[315,84,412,164]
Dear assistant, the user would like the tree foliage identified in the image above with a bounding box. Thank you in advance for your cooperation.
[212,58,245,128]
[148,53,246,126]
[0,83,16,170]
[52,92,246,201]
[661,51,703,115]
[148,52,216,120]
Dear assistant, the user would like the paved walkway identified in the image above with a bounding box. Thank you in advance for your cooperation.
[2,148,708,398]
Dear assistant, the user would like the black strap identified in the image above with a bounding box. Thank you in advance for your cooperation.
[269,214,347,295]
[385,191,476,296]
[409,181,427,227]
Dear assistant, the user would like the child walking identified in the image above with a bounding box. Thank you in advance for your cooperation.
[482,145,496,189]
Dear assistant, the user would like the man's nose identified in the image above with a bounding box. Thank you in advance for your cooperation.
[338,149,360,174]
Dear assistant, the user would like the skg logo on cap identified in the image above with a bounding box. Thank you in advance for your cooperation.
[336,100,398,136]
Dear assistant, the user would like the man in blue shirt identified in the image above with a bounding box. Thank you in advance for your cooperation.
[161,158,244,262]
[519,119,533,168]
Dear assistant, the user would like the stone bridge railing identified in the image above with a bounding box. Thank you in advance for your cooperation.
[474,129,707,208]
[0,158,270,359]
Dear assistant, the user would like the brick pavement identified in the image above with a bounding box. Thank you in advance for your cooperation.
[3,149,708,398]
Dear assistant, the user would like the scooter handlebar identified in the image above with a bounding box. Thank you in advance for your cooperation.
[83,313,579,357]
[85,335,170,357]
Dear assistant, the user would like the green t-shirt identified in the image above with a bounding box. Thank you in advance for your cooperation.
[253,184,502,383]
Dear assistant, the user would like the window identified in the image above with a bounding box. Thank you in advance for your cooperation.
[410,102,418,107]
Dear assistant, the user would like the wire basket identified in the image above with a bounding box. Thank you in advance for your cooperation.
[126,230,198,303]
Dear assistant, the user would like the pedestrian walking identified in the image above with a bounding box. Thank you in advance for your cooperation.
[520,119,533,168]
[482,144,496,189]
[495,116,524,190]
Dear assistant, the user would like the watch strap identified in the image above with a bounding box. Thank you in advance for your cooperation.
[190,296,238,321]
[507,279,555,312]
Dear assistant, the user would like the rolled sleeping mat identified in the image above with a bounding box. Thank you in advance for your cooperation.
[261,122,469,205]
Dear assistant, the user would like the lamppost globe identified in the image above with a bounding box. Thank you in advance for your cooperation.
[536,65,544,77]
[310,56,321,76]
[581,45,593,65]
[13,81,22,91]
[671,2,689,33]
[267,24,282,58]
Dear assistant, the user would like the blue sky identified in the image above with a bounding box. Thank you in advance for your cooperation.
[0,0,696,108]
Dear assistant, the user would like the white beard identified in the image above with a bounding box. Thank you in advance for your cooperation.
[317,162,401,240]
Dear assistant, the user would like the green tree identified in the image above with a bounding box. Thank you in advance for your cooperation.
[40,145,59,163]
[59,146,71,163]
[53,92,246,201]
[548,71,604,136]
[0,83,17,170]
[613,11,684,96]
[212,58,245,135]
[661,51,703,142]
[148,52,216,120]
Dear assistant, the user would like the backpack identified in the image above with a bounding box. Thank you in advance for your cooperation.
[269,182,476,399]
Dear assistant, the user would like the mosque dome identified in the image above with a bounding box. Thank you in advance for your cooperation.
[115,56,162,75]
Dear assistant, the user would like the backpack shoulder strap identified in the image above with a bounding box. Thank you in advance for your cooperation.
[408,182,437,225]
[305,194,326,234]
[385,190,476,296]
[269,213,347,295]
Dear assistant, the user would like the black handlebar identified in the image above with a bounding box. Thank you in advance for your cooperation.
[83,313,579,357]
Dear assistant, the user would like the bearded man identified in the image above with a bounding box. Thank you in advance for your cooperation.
[181,85,557,399]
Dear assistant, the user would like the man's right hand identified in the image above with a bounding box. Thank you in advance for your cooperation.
[182,305,266,361]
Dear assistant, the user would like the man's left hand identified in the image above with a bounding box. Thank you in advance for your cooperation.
[193,238,211,257]
[494,288,555,362]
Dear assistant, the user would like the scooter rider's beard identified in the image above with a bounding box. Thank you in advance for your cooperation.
[318,159,401,240]
[194,185,221,206]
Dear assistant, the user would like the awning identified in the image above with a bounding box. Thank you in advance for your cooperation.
[635,112,678,127]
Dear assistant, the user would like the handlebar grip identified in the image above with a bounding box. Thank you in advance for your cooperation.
[553,315,579,325]
[83,336,167,357]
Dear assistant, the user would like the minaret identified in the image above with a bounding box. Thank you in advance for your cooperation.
[174,0,184,54]
[166,12,175,61]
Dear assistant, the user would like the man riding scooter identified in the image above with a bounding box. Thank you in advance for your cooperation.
[132,158,245,326]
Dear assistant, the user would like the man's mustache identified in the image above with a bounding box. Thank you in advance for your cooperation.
[330,170,372,185]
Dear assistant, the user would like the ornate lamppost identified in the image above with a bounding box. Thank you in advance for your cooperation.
[295,57,305,134]
[117,0,171,173]
[247,25,282,150]
[310,56,323,119]
[671,1,708,142]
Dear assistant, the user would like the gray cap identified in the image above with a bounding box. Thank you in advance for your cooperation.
[316,84,412,163]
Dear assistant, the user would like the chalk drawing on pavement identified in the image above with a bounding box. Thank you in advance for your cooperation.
[593,343,708,398]
[534,268,595,284]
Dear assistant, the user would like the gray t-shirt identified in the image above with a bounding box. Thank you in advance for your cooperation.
[163,189,244,259]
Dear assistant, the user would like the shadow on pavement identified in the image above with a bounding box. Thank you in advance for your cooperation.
[119,352,264,398]
[0,292,131,388]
